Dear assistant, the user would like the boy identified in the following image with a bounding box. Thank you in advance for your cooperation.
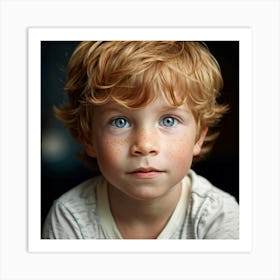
[42,41,239,239]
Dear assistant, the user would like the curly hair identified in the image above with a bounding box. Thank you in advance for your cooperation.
[54,41,228,171]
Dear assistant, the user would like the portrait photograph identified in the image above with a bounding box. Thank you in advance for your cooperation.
[40,40,240,240]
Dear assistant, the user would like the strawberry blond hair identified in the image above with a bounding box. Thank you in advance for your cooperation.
[55,41,228,170]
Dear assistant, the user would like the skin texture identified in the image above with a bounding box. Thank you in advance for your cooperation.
[84,97,207,238]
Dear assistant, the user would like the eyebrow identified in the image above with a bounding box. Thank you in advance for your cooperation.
[95,102,192,115]
[157,104,193,116]
[95,104,130,115]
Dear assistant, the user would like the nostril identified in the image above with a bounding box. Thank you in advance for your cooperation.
[130,143,159,156]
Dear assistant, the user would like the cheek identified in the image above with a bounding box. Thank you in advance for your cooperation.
[94,137,127,168]
[165,136,196,170]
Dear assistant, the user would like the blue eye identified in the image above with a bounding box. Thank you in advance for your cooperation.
[160,116,178,127]
[111,118,130,128]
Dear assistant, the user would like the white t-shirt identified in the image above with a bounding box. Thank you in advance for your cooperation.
[42,170,239,239]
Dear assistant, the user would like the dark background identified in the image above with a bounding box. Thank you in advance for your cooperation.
[41,41,239,229]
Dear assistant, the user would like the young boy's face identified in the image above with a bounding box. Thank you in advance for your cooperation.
[85,96,207,202]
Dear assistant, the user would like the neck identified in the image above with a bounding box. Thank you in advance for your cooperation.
[108,182,182,239]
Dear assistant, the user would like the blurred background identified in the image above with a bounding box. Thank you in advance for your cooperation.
[41,41,239,229]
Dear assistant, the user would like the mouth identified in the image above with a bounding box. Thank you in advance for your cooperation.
[127,167,165,179]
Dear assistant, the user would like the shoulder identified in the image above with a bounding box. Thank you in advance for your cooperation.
[189,169,238,207]
[42,176,106,239]
[56,175,105,207]
[187,170,239,239]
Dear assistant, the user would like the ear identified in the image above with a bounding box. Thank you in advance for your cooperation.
[193,127,208,156]
[83,140,97,158]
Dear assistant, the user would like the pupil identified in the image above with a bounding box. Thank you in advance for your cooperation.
[164,117,173,126]
[117,119,125,127]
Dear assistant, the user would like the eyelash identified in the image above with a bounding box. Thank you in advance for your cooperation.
[110,116,180,129]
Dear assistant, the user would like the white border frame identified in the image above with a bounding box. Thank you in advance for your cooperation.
[28,27,252,253]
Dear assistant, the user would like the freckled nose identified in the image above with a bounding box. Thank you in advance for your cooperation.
[130,128,160,156]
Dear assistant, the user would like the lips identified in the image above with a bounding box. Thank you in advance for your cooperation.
[127,167,165,179]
